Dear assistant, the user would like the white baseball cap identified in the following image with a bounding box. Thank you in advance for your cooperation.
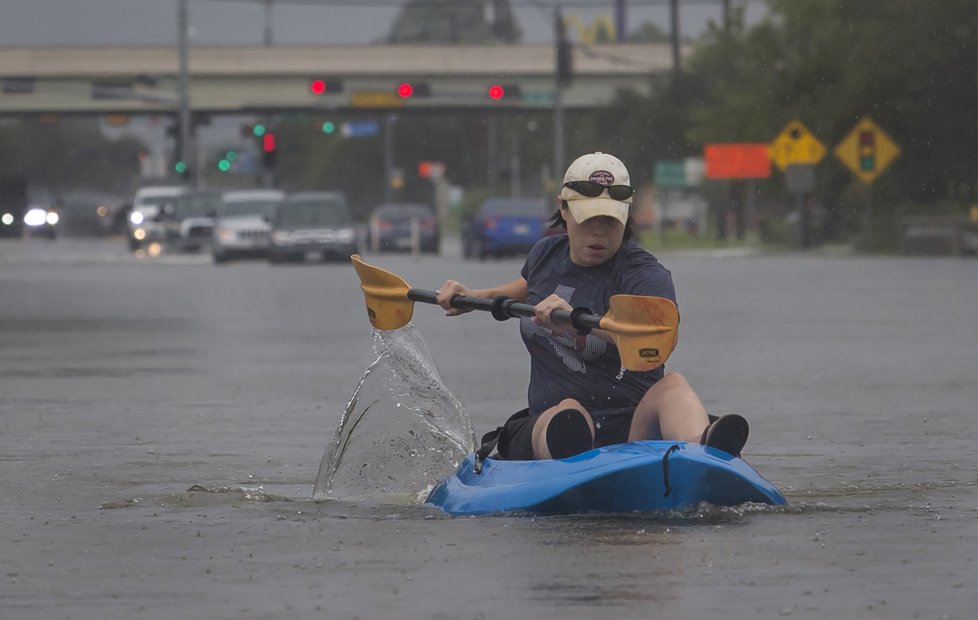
[559,152,633,225]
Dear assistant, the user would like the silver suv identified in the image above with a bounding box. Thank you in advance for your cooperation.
[211,189,283,263]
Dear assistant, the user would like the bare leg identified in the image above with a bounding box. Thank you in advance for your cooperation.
[628,372,709,443]
[530,398,594,459]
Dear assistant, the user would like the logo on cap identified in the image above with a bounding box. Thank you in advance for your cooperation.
[589,170,615,185]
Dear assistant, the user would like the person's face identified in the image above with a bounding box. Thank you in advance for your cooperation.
[560,201,625,267]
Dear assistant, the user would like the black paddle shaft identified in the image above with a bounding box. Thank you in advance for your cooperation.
[408,288,601,333]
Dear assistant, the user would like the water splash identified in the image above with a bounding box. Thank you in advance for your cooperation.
[312,325,476,502]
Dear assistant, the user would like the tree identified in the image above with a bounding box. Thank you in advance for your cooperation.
[387,0,521,44]
[684,0,978,239]
[0,118,144,196]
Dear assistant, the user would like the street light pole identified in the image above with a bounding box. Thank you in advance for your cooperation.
[263,0,274,46]
[177,0,193,184]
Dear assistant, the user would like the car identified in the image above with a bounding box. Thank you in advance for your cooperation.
[268,191,359,263]
[127,185,187,252]
[211,189,283,263]
[367,203,440,254]
[461,197,549,260]
[161,188,223,253]
[22,203,59,239]
[21,187,61,240]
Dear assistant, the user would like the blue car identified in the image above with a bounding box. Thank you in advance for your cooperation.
[462,197,549,260]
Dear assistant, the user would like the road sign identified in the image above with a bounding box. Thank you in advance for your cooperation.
[655,161,686,187]
[351,91,404,109]
[768,121,826,171]
[704,143,772,179]
[340,120,380,138]
[655,158,705,187]
[784,164,816,194]
[522,89,554,104]
[834,117,900,184]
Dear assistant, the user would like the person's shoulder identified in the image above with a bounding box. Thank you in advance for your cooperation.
[527,233,567,262]
[619,240,668,270]
[614,240,675,299]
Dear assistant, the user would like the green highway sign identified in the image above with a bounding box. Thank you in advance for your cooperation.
[522,90,554,104]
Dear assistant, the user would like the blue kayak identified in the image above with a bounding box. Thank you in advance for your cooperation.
[426,440,786,516]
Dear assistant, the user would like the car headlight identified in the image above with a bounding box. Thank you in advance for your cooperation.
[46,211,59,226]
[1,213,13,226]
[24,208,48,227]
[216,228,235,242]
[129,211,145,225]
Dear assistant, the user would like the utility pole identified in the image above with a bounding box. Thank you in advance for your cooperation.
[177,0,193,185]
[383,113,396,203]
[614,0,626,43]
[554,7,572,182]
[669,0,680,75]
[263,0,274,46]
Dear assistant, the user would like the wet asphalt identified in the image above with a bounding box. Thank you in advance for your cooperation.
[1,236,976,619]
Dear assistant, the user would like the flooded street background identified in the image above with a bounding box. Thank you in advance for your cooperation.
[2,237,976,619]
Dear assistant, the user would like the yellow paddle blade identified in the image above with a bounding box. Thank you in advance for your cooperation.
[350,254,414,330]
[599,294,679,372]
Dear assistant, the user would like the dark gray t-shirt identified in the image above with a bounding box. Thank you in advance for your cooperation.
[519,235,677,416]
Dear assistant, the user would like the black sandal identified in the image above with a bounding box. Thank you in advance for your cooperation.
[701,414,750,457]
[545,409,594,459]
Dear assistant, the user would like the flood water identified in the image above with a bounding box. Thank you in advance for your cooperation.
[1,237,976,619]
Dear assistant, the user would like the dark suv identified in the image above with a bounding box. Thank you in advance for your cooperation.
[268,191,360,263]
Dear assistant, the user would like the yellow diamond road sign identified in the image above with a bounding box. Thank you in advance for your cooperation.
[768,120,827,171]
[834,117,900,184]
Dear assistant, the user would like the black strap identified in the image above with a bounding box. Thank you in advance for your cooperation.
[473,408,530,474]
[662,443,681,497]
[473,426,502,473]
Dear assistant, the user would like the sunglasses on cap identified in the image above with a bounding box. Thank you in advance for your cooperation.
[563,180,635,201]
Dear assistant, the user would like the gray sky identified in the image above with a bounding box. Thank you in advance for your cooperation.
[2,0,766,46]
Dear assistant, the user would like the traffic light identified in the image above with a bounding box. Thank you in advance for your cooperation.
[396,82,431,98]
[487,84,521,101]
[309,78,343,95]
[252,123,267,137]
[858,130,875,172]
[322,121,336,134]
[261,132,277,168]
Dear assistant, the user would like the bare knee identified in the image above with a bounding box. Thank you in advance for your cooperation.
[655,372,692,394]
[531,399,594,459]
[631,372,708,443]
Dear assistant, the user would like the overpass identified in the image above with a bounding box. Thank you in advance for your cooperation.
[0,43,681,115]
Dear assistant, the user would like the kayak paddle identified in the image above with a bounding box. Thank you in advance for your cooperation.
[351,254,679,372]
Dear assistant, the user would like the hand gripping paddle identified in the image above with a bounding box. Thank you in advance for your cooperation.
[351,254,679,372]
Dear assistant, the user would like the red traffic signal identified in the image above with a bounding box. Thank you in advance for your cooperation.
[309,78,343,95]
[858,130,875,171]
[310,80,327,95]
[487,84,521,101]
[396,82,431,98]
[261,132,277,168]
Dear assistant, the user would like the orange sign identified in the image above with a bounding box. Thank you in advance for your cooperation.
[704,144,772,179]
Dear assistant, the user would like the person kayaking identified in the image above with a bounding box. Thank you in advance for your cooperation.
[434,151,749,461]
